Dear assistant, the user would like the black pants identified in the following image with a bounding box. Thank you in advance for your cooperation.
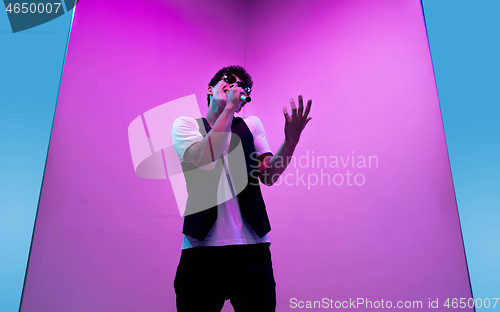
[174,243,276,312]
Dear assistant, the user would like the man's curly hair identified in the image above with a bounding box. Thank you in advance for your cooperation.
[207,65,253,107]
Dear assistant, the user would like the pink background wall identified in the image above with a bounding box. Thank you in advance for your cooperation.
[21,0,472,311]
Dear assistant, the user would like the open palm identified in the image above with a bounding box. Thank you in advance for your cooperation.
[283,95,312,144]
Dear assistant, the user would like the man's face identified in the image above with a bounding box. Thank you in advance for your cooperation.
[208,74,247,112]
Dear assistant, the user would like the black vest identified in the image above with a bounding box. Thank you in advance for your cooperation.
[181,117,271,241]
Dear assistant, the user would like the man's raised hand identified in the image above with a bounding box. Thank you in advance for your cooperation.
[283,95,312,145]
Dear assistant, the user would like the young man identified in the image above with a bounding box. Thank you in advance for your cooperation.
[172,65,311,312]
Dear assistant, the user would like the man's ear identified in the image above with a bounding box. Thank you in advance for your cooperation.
[207,86,213,96]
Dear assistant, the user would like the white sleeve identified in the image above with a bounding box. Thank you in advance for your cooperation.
[172,116,204,162]
[244,116,272,158]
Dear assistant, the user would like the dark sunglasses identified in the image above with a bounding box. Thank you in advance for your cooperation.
[221,74,251,95]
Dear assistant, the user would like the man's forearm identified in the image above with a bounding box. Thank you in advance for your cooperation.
[190,109,234,166]
[262,139,298,185]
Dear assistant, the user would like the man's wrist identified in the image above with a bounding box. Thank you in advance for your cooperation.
[285,137,298,147]
[223,105,237,114]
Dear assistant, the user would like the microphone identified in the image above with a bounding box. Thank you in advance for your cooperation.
[240,95,251,103]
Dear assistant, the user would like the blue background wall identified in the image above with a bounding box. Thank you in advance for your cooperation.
[0,7,73,312]
[422,1,500,308]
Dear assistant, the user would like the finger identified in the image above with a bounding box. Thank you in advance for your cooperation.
[290,98,298,119]
[304,99,312,118]
[298,95,304,117]
[283,106,290,121]
[233,86,245,97]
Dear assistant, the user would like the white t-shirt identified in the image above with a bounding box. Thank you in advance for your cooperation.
[172,116,272,250]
